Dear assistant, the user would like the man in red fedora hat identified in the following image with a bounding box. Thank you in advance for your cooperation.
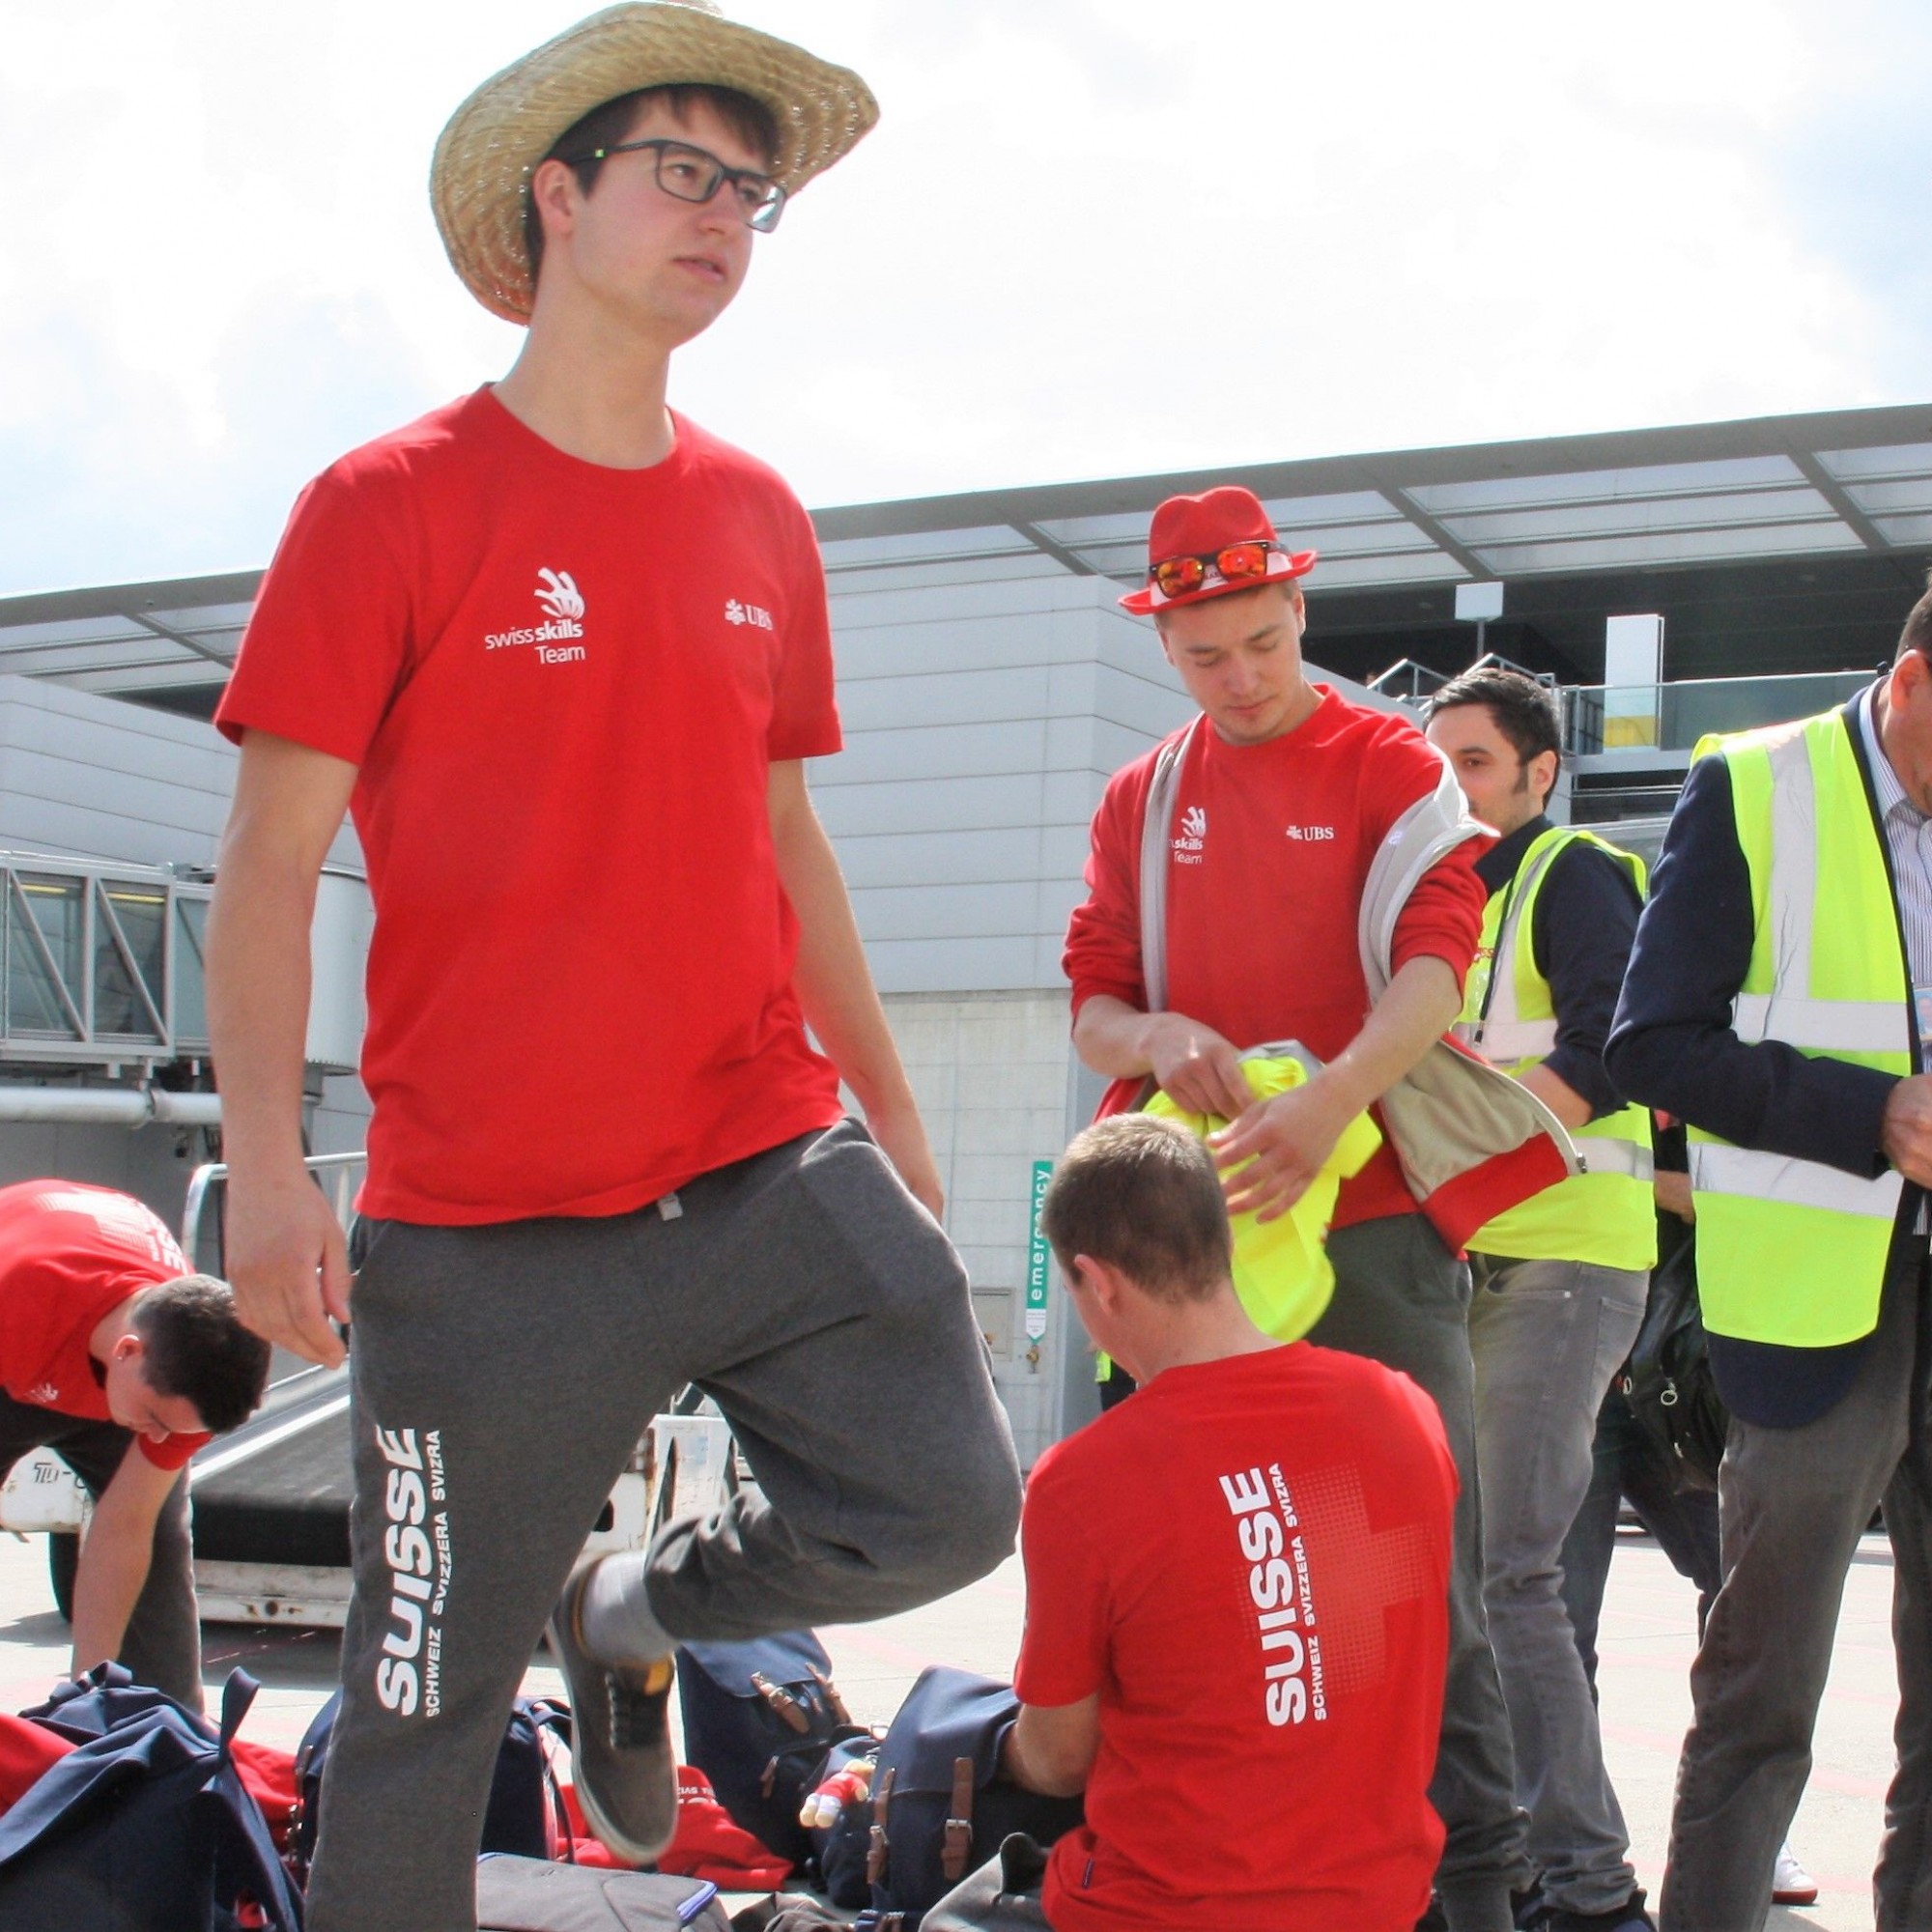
[205,8,1020,1928]
[1065,485,1539,1931]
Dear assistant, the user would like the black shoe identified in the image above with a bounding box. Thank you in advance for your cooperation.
[547,1558,679,1864]
[1539,1891,1656,1932]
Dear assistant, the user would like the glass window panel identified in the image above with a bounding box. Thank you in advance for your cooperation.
[173,896,209,1044]
[15,876,84,1037]
[95,885,162,1041]
[6,892,76,1036]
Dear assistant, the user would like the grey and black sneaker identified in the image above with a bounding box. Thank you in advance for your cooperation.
[547,1558,679,1865]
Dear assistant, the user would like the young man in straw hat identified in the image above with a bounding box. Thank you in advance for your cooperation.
[207,7,1020,1926]
[1064,485,1543,1932]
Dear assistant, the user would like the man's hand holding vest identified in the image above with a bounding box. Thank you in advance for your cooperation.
[1882,1074,1932,1189]
[1210,1078,1359,1225]
[1142,1014,1253,1122]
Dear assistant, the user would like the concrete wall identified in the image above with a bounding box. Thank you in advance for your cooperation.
[813,553,1194,994]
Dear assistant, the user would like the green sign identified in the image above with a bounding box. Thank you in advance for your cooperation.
[1025,1158,1054,1342]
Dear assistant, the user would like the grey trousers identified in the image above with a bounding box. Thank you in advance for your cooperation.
[1662,1236,1932,1932]
[1469,1256,1647,1914]
[0,1392,200,1709]
[1312,1213,1533,1932]
[306,1121,1023,1932]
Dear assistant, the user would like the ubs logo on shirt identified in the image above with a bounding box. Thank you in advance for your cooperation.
[1173,804,1207,865]
[483,569,587,665]
[725,599,775,631]
[1286,825,1337,842]
[24,1381,60,1406]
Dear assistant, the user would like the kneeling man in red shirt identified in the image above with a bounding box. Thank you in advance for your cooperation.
[1005,1116,1457,1931]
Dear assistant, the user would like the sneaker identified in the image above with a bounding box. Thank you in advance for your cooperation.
[547,1558,679,1864]
[1772,1843,1819,1906]
[1539,1891,1656,1932]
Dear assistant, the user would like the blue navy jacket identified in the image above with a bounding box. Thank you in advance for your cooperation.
[1605,688,1918,1426]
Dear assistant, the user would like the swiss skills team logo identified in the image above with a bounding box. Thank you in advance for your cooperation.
[1173,803,1207,864]
[534,568,584,622]
[484,570,587,665]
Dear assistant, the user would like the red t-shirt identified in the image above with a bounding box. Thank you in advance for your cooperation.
[217,391,847,1222]
[0,1181,206,1470]
[1062,688,1489,1227]
[1014,1343,1455,1932]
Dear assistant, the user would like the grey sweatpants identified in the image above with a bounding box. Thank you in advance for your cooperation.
[1310,1212,1533,1932]
[307,1121,1023,1932]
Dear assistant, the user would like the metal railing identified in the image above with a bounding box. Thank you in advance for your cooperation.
[183,1151,367,1275]
[1563,670,1872,757]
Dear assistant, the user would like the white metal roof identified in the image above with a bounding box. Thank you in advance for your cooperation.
[0,402,1926,703]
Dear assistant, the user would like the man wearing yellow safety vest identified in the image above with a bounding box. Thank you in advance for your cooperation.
[1427,669,1656,1932]
[1606,575,1932,1932]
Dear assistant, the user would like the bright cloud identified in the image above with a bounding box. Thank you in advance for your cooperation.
[0,0,1925,594]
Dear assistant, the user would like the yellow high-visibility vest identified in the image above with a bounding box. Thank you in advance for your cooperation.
[1144,1051,1382,1343]
[1686,707,1911,1347]
[1455,826,1658,1272]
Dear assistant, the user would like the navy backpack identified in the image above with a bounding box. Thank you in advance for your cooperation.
[0,1663,301,1931]
[675,1632,870,1873]
[291,1689,573,1881]
[863,1668,1082,1932]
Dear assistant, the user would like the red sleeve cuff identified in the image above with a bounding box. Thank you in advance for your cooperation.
[139,1431,208,1471]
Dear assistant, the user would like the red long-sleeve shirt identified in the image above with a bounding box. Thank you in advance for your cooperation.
[1064,687,1490,1229]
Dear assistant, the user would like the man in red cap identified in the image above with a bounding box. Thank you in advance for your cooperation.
[1065,486,1534,1931]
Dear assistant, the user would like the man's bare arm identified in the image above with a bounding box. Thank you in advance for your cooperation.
[69,1452,179,1681]
[207,731,359,1366]
[1071,994,1252,1122]
[1213,954,1462,1222]
[768,761,944,1219]
[1003,1694,1102,1800]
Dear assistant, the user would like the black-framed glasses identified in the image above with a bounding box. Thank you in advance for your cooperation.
[569,136,787,233]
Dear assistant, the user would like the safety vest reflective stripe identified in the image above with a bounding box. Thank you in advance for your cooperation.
[1471,1016,1559,1060]
[1576,1137,1655,1181]
[1690,1142,1903,1222]
[1731,993,1908,1054]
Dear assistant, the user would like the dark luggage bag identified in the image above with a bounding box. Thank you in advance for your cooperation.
[864,1668,1081,1932]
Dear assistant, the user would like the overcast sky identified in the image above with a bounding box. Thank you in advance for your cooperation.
[2,0,1927,596]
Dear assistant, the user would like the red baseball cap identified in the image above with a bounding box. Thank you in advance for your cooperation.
[1119,486,1319,615]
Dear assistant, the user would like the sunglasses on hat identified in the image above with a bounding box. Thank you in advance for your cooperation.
[1149,542,1278,601]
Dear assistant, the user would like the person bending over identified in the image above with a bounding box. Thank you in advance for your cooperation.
[0,1179,270,1707]
[1003,1115,1457,1931]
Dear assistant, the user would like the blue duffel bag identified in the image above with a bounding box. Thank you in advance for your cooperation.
[0,1663,301,1931]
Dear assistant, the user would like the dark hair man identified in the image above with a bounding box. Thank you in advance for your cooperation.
[999,1115,1457,1930]
[0,1180,269,1708]
[1426,668,1656,1932]
[205,8,1020,1929]
[1064,487,1545,1931]
[1606,572,1932,1929]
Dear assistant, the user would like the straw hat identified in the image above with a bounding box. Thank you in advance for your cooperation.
[431,1,880,325]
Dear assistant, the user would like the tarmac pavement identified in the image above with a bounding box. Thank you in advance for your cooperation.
[0,1525,1896,1928]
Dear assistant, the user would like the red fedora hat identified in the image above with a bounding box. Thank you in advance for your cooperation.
[1119,486,1318,615]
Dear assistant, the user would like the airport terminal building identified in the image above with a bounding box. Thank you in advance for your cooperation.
[0,400,1926,1469]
